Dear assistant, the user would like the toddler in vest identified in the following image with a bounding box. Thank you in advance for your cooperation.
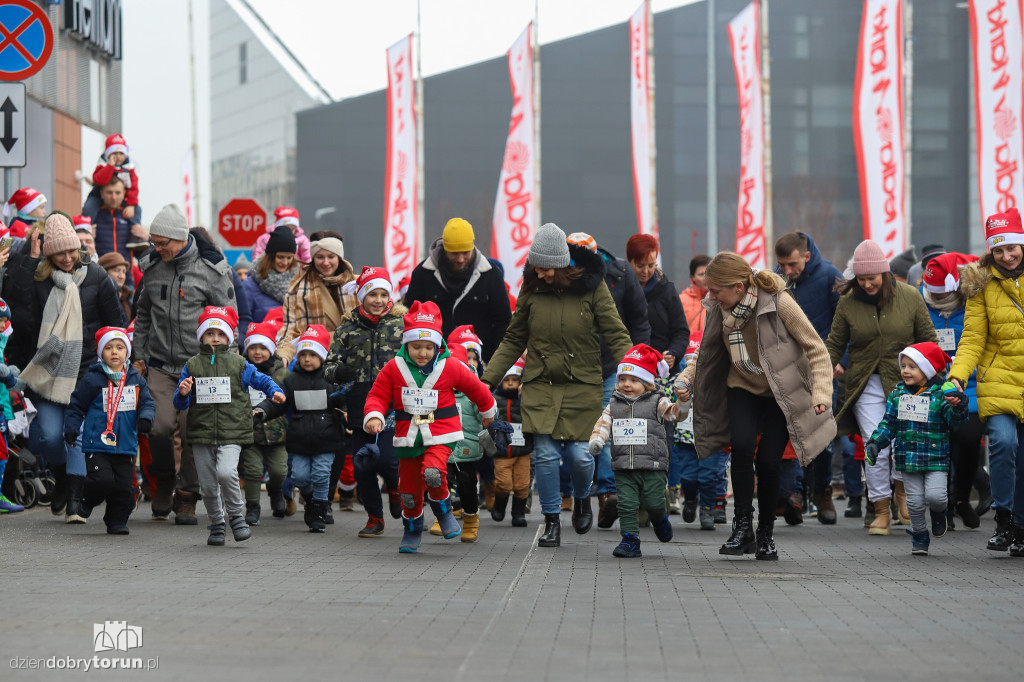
[485,357,533,527]
[254,325,348,533]
[439,342,485,543]
[363,301,497,553]
[173,307,284,546]
[864,342,968,555]
[589,344,689,558]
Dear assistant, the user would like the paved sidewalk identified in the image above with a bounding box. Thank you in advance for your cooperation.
[2,498,1021,681]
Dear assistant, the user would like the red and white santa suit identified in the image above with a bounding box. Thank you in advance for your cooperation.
[363,302,496,519]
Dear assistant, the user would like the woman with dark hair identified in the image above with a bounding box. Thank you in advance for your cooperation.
[481,223,632,547]
[242,225,300,323]
[626,234,689,373]
[5,214,124,523]
[825,239,937,536]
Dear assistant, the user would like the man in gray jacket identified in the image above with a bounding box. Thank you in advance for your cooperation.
[132,204,237,524]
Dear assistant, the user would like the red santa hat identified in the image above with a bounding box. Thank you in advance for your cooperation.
[448,325,482,357]
[292,324,330,361]
[197,306,239,345]
[263,307,284,330]
[684,331,703,365]
[126,319,135,342]
[448,342,470,369]
[402,301,444,346]
[617,343,669,385]
[398,275,411,299]
[898,342,951,381]
[922,252,978,294]
[95,326,131,360]
[4,188,45,220]
[503,356,526,380]
[985,208,1024,250]
[104,134,128,158]
[244,321,279,355]
[346,266,393,304]
[273,206,300,229]
[72,215,92,232]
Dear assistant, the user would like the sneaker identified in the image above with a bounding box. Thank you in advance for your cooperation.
[713,498,728,524]
[699,505,715,530]
[388,490,403,519]
[0,493,25,513]
[106,524,129,535]
[651,515,673,542]
[930,509,948,538]
[358,516,386,537]
[782,493,804,526]
[229,516,251,542]
[909,529,930,555]
[682,498,697,523]
[245,501,261,526]
[612,533,642,558]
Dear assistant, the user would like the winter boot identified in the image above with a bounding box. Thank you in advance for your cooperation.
[720,513,755,555]
[572,496,593,534]
[538,513,561,547]
[930,508,948,538]
[428,495,461,539]
[399,514,424,553]
[814,486,838,525]
[230,515,251,541]
[268,485,286,518]
[429,517,443,536]
[483,480,496,511]
[309,500,327,533]
[868,499,891,535]
[323,504,335,525]
[245,501,261,526]
[173,490,199,526]
[988,509,1013,551]
[893,480,910,525]
[651,514,673,542]
[782,492,804,525]
[50,465,68,515]
[845,495,863,518]
[909,529,930,555]
[491,494,509,522]
[461,512,480,543]
[863,498,876,527]
[359,515,386,537]
[207,522,226,546]
[387,489,403,519]
[303,497,315,530]
[699,505,715,530]
[510,496,528,527]
[666,487,681,515]
[954,500,980,529]
[612,533,642,558]
[755,519,778,560]
[1009,524,1024,557]
[560,496,572,511]
[64,475,87,524]
[0,493,24,513]
[597,493,619,528]
[713,497,728,524]
[682,497,698,523]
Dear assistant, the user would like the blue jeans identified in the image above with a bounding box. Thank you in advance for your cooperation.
[535,435,593,515]
[716,451,730,498]
[594,374,617,495]
[841,435,864,497]
[677,443,721,507]
[780,459,800,499]
[28,395,85,476]
[984,414,1024,526]
[290,452,334,502]
[351,431,399,519]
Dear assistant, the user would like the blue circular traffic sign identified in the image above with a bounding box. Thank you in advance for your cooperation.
[0,0,53,81]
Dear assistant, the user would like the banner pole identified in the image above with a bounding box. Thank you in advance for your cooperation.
[416,4,425,261]
[760,0,773,251]
[707,0,718,254]
[647,0,657,237]
[534,1,541,227]
[903,0,913,246]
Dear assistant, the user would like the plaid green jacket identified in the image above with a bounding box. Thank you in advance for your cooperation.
[868,380,968,472]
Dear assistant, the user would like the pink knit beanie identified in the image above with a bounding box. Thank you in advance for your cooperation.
[43,213,81,257]
[851,239,890,276]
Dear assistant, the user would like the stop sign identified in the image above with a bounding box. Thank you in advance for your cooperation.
[218,198,266,248]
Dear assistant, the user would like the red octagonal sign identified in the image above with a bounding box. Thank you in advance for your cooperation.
[218,198,266,248]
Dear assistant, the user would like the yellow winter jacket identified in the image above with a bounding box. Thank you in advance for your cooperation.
[949,262,1024,421]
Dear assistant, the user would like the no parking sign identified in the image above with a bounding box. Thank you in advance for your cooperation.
[0,0,53,82]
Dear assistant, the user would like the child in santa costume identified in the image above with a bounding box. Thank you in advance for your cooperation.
[363,301,497,553]
[173,306,285,546]
[588,344,689,558]
[85,134,141,223]
[865,342,968,555]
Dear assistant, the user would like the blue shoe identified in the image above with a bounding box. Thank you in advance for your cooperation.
[612,533,642,558]
[428,496,462,539]
[0,493,24,513]
[651,515,673,543]
[908,529,930,555]
[930,509,948,538]
[399,514,424,553]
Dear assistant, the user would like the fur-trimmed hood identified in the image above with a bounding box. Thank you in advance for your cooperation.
[959,260,996,299]
[521,242,606,294]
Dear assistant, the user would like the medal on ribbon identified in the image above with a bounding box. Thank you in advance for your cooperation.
[102,372,128,447]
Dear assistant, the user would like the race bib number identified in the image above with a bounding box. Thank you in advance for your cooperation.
[612,418,648,445]
[402,388,438,416]
[248,387,265,407]
[680,410,693,431]
[897,394,930,423]
[935,328,956,353]
[511,423,526,447]
[101,386,137,412]
[195,377,231,404]
[294,390,327,411]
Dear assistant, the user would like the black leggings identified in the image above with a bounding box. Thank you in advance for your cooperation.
[453,460,479,515]
[950,413,984,504]
[727,388,790,524]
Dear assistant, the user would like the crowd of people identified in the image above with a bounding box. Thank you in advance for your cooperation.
[0,135,1021,558]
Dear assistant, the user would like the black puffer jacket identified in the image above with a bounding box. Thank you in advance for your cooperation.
[644,271,689,373]
[259,365,346,455]
[5,254,125,379]
[597,246,650,378]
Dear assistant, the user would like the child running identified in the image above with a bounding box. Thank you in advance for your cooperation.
[487,357,532,527]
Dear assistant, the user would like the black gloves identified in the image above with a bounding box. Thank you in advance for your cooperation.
[137,418,152,435]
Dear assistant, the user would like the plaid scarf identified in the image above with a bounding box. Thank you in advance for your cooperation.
[721,289,763,375]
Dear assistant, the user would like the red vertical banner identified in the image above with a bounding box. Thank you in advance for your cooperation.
[969,0,1024,224]
[727,1,767,269]
[384,35,418,282]
[852,0,905,258]
[630,2,656,239]
[491,24,536,295]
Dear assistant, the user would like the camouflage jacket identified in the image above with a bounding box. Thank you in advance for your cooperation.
[250,356,287,445]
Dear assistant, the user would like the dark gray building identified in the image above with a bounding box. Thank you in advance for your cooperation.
[297,0,971,284]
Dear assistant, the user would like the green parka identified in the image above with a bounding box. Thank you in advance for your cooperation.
[481,245,633,442]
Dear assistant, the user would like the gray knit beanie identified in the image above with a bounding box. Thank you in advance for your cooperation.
[149,204,190,242]
[528,222,570,269]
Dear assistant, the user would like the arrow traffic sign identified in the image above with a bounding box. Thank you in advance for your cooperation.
[0,0,53,81]
[0,81,23,166]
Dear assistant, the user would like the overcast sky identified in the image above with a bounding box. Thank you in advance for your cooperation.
[121,0,698,227]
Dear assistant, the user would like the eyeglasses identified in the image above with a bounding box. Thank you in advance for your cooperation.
[150,239,172,249]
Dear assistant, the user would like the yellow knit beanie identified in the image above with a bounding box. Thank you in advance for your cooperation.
[442,218,475,252]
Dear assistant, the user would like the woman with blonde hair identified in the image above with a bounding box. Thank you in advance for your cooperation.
[678,252,835,559]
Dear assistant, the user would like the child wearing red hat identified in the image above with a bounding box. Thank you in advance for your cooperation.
[251,207,312,263]
[363,301,497,553]
[86,134,141,223]
[588,344,689,558]
[3,188,46,237]
[864,342,968,555]
[173,306,285,546]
